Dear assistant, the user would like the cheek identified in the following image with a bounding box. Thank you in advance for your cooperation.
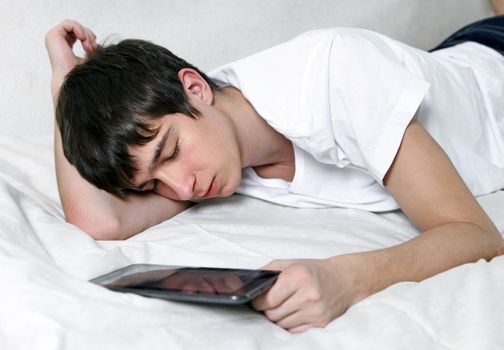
[197,118,237,158]
[182,140,212,170]
[180,121,240,173]
[154,182,179,200]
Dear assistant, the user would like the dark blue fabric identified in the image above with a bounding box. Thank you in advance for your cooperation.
[430,15,504,55]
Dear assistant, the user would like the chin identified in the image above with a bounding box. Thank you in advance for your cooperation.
[219,185,235,198]
[218,181,238,198]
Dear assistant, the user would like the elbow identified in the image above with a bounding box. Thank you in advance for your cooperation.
[65,211,122,240]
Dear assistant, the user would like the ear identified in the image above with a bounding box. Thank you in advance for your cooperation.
[178,68,214,106]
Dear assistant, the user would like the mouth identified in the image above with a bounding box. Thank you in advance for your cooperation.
[204,177,218,198]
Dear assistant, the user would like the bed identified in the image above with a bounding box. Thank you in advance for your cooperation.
[1,0,503,349]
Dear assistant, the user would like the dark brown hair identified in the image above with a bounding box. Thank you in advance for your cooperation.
[56,39,217,197]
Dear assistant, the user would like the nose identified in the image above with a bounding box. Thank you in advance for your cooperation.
[154,170,195,201]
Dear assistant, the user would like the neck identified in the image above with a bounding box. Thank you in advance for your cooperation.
[213,87,293,169]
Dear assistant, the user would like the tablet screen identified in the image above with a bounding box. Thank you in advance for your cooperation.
[90,264,280,304]
[107,267,274,295]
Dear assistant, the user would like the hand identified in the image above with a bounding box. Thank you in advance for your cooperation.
[45,19,98,83]
[251,257,366,333]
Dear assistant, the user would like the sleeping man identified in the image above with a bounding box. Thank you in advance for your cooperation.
[45,2,504,333]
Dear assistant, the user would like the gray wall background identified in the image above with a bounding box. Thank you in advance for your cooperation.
[0,0,494,141]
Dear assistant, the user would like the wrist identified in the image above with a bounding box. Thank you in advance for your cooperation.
[51,75,66,104]
[326,253,378,305]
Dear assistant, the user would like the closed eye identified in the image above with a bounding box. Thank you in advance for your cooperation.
[168,141,180,160]
[148,141,179,193]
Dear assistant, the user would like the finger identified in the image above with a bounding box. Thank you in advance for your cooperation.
[260,259,293,271]
[89,29,97,40]
[81,40,91,53]
[276,302,333,331]
[251,273,296,311]
[81,32,96,53]
[289,324,312,334]
[275,310,311,331]
[263,294,301,322]
[263,279,325,323]
[61,20,86,41]
[83,40,95,54]
[84,28,98,46]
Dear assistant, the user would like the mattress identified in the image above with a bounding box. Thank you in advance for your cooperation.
[0,133,503,349]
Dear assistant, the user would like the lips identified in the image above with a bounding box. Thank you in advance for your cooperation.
[205,177,218,197]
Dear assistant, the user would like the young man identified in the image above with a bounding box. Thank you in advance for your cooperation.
[46,4,504,333]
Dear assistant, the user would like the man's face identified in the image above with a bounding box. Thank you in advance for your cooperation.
[128,106,243,202]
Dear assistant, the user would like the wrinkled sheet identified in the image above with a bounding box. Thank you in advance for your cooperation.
[0,134,503,350]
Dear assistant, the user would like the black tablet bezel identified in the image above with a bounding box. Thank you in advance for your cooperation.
[90,264,280,305]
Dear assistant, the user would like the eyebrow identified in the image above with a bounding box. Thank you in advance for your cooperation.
[135,128,171,191]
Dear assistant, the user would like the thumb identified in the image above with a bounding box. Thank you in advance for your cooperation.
[261,259,294,271]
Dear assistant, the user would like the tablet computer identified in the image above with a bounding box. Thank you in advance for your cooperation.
[90,264,280,305]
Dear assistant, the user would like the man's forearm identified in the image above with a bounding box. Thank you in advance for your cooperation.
[51,77,64,105]
[52,72,121,237]
[55,122,191,240]
[52,78,190,239]
[342,222,504,301]
[54,123,120,236]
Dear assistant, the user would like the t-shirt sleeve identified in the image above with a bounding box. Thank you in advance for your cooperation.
[328,32,430,185]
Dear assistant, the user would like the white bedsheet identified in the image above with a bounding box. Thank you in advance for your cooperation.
[1,133,504,350]
[0,1,502,348]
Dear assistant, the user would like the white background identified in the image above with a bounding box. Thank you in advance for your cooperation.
[0,0,493,142]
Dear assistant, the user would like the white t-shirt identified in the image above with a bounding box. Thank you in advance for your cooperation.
[207,28,504,211]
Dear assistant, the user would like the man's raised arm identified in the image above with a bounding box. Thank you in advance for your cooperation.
[46,20,190,240]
